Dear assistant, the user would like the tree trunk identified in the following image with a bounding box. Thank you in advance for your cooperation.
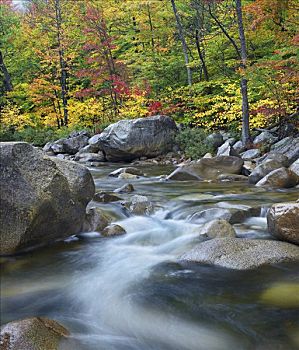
[208,4,241,59]
[170,0,192,86]
[0,50,13,92]
[54,0,68,126]
[236,0,251,145]
[147,3,155,51]
[195,29,209,81]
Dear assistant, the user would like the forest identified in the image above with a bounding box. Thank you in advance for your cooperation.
[0,0,298,145]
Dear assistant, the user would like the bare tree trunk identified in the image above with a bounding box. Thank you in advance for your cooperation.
[195,29,209,81]
[54,0,68,126]
[170,0,192,86]
[0,50,13,92]
[147,3,155,51]
[236,0,251,145]
[208,4,241,59]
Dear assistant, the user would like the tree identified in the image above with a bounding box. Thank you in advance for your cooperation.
[170,0,192,85]
[236,0,250,145]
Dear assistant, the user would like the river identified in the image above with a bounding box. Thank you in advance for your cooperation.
[1,163,299,350]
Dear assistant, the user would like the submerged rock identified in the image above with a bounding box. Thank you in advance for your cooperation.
[180,238,299,270]
[0,317,70,350]
[267,202,299,245]
[0,142,95,255]
[199,219,236,238]
[167,156,244,181]
[90,115,178,162]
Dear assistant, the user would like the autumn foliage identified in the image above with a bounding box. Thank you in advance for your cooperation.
[0,0,298,141]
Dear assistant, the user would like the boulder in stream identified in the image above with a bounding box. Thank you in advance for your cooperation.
[256,167,298,188]
[125,195,154,215]
[90,115,178,162]
[167,156,244,181]
[180,238,299,270]
[102,224,126,237]
[199,219,236,238]
[0,317,70,350]
[267,202,299,245]
[0,142,95,255]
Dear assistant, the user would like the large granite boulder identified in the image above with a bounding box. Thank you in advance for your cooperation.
[206,133,223,149]
[253,131,278,145]
[267,202,299,245]
[0,317,70,350]
[88,115,178,162]
[43,131,90,155]
[180,238,299,270]
[256,167,298,188]
[270,137,299,164]
[0,142,95,254]
[167,156,244,181]
[249,159,287,184]
[216,139,239,157]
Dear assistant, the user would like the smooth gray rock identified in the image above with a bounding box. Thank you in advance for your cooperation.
[206,133,224,149]
[217,174,248,182]
[167,156,244,181]
[217,140,239,157]
[83,207,111,232]
[93,191,121,203]
[43,131,89,155]
[257,152,290,167]
[109,167,143,177]
[267,202,299,245]
[90,115,178,162]
[289,159,299,177]
[253,131,278,145]
[256,167,298,188]
[114,183,135,193]
[126,195,154,215]
[180,238,299,270]
[241,149,261,160]
[271,137,299,164]
[190,207,260,225]
[233,141,246,153]
[102,224,126,237]
[199,219,236,238]
[0,317,70,350]
[75,152,105,163]
[249,159,286,184]
[0,142,95,255]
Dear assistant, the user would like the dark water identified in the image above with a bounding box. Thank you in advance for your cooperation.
[1,163,299,350]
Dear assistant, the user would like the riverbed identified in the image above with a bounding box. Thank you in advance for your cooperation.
[1,163,299,350]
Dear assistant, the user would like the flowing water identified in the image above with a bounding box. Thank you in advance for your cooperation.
[1,163,299,350]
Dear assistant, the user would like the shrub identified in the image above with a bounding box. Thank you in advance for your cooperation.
[176,127,214,160]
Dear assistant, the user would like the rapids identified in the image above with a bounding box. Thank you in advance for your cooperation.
[1,163,299,350]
